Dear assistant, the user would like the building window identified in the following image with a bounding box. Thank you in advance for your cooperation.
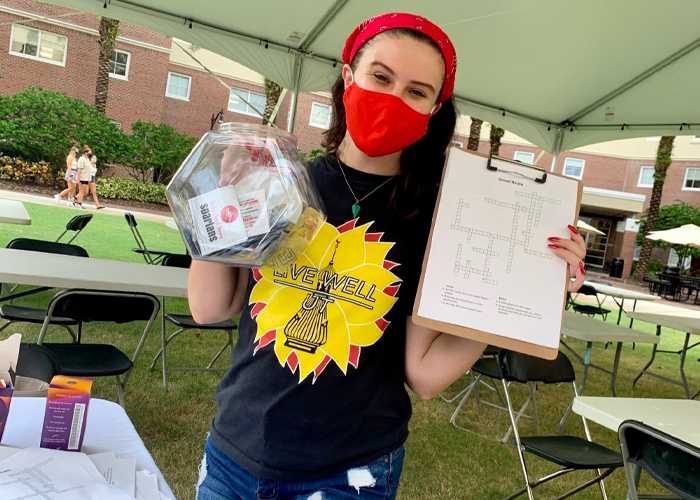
[683,167,700,190]
[637,166,655,187]
[450,140,464,148]
[109,49,130,80]
[633,245,641,261]
[514,151,535,164]
[10,24,67,65]
[646,136,661,141]
[228,87,266,117]
[166,72,191,101]
[563,158,585,179]
[110,120,122,129]
[308,102,331,129]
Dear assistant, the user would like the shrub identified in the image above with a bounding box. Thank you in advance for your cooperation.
[96,177,167,205]
[647,258,665,277]
[129,121,198,183]
[0,155,54,184]
[0,86,134,173]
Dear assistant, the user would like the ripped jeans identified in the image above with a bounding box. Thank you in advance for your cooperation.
[196,436,405,500]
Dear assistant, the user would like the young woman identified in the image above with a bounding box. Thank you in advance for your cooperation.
[189,13,586,500]
[54,147,79,203]
[72,147,92,210]
[88,154,105,209]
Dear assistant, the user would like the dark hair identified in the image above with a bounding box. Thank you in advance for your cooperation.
[322,28,457,219]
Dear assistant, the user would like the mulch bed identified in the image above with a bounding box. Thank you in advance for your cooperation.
[0,179,172,214]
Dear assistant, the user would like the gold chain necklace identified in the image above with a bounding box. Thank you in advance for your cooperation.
[335,155,397,218]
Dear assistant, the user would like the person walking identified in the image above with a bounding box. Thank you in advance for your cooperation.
[88,154,105,209]
[71,147,92,210]
[54,147,79,203]
[189,12,587,500]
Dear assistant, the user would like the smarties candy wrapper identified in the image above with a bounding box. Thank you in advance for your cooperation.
[167,123,326,269]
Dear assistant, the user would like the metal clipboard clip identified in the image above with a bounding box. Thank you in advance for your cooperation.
[486,155,548,184]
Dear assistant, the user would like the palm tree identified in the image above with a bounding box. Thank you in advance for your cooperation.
[489,125,505,156]
[631,135,676,281]
[263,77,282,125]
[467,118,483,151]
[94,17,120,114]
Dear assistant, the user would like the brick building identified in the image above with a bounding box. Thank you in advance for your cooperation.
[1,0,699,278]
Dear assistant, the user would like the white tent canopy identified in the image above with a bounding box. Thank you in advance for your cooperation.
[41,0,700,153]
[647,224,700,249]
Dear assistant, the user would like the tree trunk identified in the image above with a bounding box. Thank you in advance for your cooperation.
[631,135,675,281]
[263,78,282,125]
[94,17,120,115]
[467,118,483,151]
[489,125,505,156]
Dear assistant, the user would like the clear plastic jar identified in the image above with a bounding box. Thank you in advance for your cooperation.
[166,123,326,269]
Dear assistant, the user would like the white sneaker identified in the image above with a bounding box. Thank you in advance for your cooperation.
[67,200,75,207]
[54,194,61,203]
[75,204,85,210]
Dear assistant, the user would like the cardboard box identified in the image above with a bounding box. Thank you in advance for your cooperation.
[40,376,92,452]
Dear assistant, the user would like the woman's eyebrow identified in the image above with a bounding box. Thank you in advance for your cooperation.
[369,61,436,94]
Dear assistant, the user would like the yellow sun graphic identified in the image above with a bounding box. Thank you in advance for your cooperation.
[250,219,401,383]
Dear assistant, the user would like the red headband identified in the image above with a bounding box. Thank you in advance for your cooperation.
[341,12,457,103]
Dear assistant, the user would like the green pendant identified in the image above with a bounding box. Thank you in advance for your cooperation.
[352,202,361,218]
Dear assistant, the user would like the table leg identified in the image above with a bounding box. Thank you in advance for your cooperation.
[632,326,661,390]
[558,342,592,435]
[679,332,691,399]
[616,297,624,325]
[628,299,638,329]
[611,342,623,397]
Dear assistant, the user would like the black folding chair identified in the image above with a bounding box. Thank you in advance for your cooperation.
[0,238,89,341]
[37,289,160,407]
[618,420,700,500]
[17,343,62,384]
[450,346,539,444]
[124,212,172,265]
[571,284,611,321]
[149,254,236,390]
[55,214,93,244]
[499,350,622,500]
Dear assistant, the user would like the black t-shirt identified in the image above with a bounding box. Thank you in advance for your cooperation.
[210,154,435,481]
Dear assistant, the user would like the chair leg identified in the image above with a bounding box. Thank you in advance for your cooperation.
[450,375,481,429]
[206,330,234,368]
[115,375,125,408]
[0,321,15,334]
[150,328,185,370]
[529,382,539,436]
[61,325,78,343]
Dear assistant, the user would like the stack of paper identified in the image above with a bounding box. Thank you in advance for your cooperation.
[0,446,172,500]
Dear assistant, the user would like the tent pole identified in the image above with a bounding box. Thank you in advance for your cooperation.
[287,55,304,133]
[550,128,564,172]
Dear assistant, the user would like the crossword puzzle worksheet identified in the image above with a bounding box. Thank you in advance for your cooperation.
[416,148,580,350]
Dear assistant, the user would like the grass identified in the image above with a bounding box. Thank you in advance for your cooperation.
[2,202,699,499]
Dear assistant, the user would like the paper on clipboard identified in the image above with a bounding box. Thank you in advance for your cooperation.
[413,148,581,358]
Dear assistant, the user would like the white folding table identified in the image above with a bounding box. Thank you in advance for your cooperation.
[0,199,31,225]
[0,247,188,300]
[582,281,659,327]
[628,311,700,399]
[558,311,659,433]
[2,397,176,499]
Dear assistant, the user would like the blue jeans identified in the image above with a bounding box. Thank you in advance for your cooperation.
[196,436,405,500]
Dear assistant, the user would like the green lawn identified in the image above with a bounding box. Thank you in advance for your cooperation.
[2,202,699,500]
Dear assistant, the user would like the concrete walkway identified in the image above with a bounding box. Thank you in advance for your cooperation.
[0,189,176,226]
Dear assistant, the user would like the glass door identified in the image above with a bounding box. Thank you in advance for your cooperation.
[581,217,611,268]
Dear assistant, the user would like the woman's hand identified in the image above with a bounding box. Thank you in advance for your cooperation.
[548,224,586,292]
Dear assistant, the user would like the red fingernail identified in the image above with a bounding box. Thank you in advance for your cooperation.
[548,244,560,249]
[579,262,585,274]
[548,237,560,242]
[568,225,578,235]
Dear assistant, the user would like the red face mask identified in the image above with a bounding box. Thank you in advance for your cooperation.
[343,81,434,158]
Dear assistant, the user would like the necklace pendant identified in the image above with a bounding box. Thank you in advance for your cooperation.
[351,202,361,218]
